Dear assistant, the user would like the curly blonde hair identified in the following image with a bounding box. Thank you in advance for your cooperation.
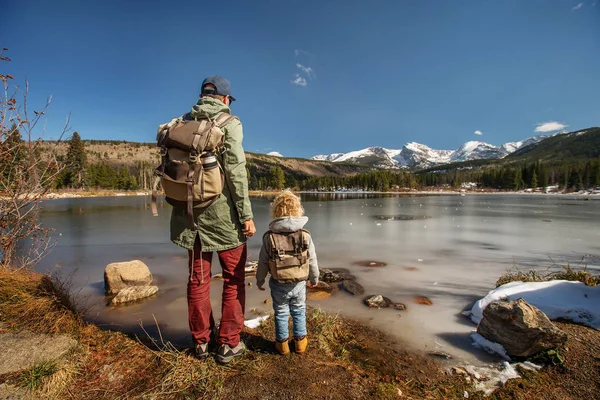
[270,190,304,219]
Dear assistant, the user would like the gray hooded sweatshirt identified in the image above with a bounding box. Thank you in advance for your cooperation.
[256,216,319,287]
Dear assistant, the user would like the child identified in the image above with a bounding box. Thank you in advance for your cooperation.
[256,190,319,355]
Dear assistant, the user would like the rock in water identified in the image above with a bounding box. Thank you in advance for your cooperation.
[342,280,365,296]
[364,295,393,308]
[320,268,355,283]
[309,281,333,293]
[477,298,568,358]
[110,286,158,305]
[104,260,153,295]
[413,296,433,305]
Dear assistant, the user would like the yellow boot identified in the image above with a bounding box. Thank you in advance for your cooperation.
[275,340,290,355]
[294,336,308,354]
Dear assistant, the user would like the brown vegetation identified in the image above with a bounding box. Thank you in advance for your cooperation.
[496,259,599,288]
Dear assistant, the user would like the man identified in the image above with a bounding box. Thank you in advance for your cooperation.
[170,76,256,364]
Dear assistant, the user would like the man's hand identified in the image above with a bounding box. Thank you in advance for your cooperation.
[307,281,318,289]
[258,286,265,291]
[242,220,256,237]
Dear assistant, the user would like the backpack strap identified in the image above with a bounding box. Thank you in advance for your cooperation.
[215,113,238,128]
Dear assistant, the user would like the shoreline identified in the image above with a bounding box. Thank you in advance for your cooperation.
[2,267,599,399]
[38,188,600,200]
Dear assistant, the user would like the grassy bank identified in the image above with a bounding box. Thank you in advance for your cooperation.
[1,268,599,399]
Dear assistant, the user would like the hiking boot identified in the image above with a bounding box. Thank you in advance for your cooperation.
[195,343,209,360]
[275,339,290,355]
[216,342,246,364]
[294,336,308,354]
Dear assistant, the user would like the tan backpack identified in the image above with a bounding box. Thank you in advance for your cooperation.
[151,113,238,228]
[264,229,311,283]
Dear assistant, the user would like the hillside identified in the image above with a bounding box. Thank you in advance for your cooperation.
[245,152,373,179]
[44,140,373,179]
[506,127,600,163]
[418,127,600,174]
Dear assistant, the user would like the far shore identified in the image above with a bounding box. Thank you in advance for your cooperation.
[38,188,600,200]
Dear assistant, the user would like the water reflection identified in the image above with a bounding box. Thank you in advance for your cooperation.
[36,194,600,364]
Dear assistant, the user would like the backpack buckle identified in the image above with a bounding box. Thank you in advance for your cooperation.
[189,151,198,163]
[277,249,286,259]
[159,147,168,156]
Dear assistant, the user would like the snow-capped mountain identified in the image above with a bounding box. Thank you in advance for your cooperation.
[450,141,505,162]
[500,135,549,154]
[311,135,548,169]
[266,151,283,157]
[394,142,454,169]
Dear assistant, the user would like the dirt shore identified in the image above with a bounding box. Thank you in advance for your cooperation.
[1,268,599,399]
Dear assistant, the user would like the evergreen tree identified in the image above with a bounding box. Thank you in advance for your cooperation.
[65,132,87,187]
[531,170,538,189]
[269,166,285,190]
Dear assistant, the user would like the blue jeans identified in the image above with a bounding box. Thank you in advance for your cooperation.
[269,278,307,342]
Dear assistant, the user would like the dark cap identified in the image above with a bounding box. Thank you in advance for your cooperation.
[201,76,236,102]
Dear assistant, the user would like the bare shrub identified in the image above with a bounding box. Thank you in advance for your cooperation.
[0,47,69,270]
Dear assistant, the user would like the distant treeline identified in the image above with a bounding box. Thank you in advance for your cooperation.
[249,159,600,192]
[26,130,600,192]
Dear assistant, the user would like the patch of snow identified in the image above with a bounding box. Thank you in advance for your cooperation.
[469,280,600,329]
[266,151,283,157]
[471,332,511,361]
[469,362,521,396]
[244,315,270,329]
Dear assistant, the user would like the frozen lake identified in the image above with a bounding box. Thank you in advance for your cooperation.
[37,193,600,364]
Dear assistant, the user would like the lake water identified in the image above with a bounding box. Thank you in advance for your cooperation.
[37,193,600,365]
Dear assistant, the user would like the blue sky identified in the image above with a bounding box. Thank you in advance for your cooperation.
[1,0,599,158]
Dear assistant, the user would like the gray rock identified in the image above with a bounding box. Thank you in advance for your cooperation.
[0,383,30,400]
[320,268,355,283]
[104,260,153,295]
[393,303,407,311]
[364,294,393,308]
[0,329,77,375]
[341,280,365,296]
[477,298,568,358]
[110,285,158,305]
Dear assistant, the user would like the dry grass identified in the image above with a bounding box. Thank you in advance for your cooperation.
[0,268,82,335]
[496,258,599,288]
[4,267,598,399]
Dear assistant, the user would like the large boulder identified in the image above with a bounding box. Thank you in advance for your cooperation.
[110,286,159,305]
[477,298,568,358]
[0,328,78,375]
[104,260,153,295]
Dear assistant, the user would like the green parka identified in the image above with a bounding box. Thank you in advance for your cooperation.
[170,97,253,252]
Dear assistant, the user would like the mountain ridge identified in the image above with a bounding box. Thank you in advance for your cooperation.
[311,134,552,169]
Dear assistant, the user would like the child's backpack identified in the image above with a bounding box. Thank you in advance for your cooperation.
[264,229,311,283]
[151,113,238,228]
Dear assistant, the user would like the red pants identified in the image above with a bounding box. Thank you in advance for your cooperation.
[187,239,246,347]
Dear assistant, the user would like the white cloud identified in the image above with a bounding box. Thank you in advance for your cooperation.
[267,151,283,157]
[291,73,307,87]
[474,130,483,136]
[534,121,568,132]
[571,2,584,10]
[296,63,314,78]
[295,49,310,57]
[592,1,596,6]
